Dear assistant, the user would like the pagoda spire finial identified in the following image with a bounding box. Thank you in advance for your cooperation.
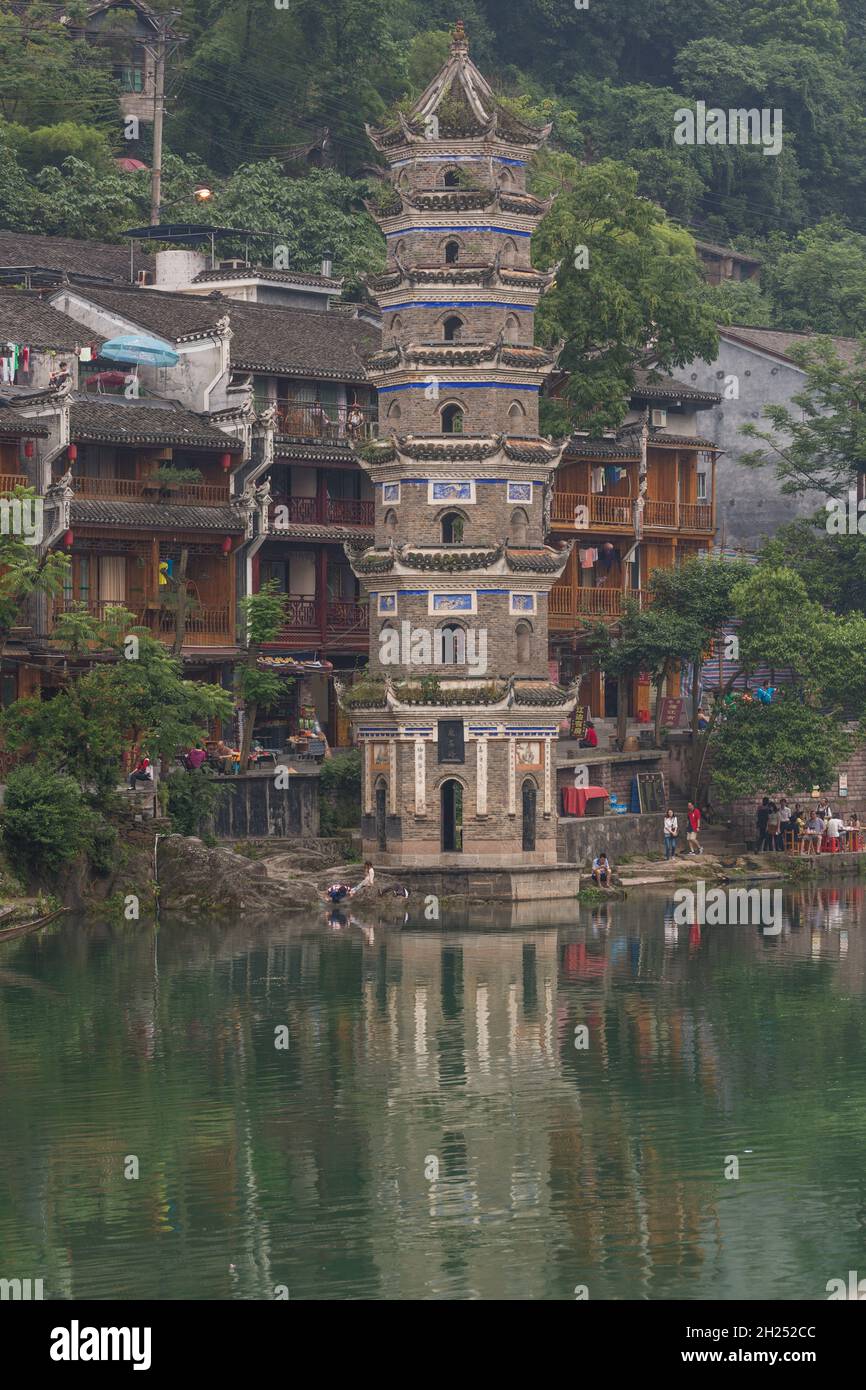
[451,18,468,52]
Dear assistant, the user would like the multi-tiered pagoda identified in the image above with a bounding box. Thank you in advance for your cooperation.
[345,21,577,881]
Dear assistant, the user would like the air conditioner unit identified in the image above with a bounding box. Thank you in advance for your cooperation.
[651,408,667,428]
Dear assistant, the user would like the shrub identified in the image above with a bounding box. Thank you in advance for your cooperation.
[164,769,227,837]
[319,749,362,833]
[1,765,93,875]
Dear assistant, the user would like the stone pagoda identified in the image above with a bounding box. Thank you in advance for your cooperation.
[343,21,579,894]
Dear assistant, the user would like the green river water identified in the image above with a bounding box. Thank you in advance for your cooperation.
[1,882,865,1301]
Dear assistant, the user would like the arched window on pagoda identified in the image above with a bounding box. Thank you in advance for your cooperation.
[440,403,464,434]
[441,511,465,544]
[444,239,460,265]
[443,315,464,342]
[442,168,460,188]
[510,508,529,546]
[515,621,532,666]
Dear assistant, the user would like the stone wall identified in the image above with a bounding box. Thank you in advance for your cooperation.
[214,769,319,840]
[377,376,539,436]
[370,591,550,678]
[377,477,546,549]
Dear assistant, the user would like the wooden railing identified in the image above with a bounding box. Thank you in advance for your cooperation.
[0,474,30,493]
[551,492,632,528]
[679,501,713,531]
[549,586,647,621]
[271,497,374,527]
[254,399,378,442]
[550,489,712,532]
[71,476,230,505]
[274,596,368,641]
[51,598,233,645]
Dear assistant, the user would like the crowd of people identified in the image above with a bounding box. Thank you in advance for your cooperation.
[755,796,862,853]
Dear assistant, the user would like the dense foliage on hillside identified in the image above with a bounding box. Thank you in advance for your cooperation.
[2,1,865,341]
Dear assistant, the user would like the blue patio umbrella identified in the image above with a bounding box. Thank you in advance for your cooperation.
[100,334,180,368]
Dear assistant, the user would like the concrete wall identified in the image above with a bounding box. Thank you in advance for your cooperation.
[214,770,319,839]
[683,338,826,547]
[557,812,666,866]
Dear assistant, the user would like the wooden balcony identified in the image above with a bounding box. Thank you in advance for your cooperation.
[51,598,234,647]
[70,476,230,505]
[254,399,378,443]
[271,496,374,528]
[549,584,647,627]
[550,491,713,534]
[271,596,368,647]
[0,474,30,493]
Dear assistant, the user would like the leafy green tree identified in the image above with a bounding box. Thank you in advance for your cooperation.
[1,765,94,874]
[2,609,232,801]
[710,696,851,802]
[533,160,719,428]
[0,2,117,130]
[761,223,866,334]
[237,582,289,769]
[759,516,866,616]
[740,336,866,498]
[218,165,385,286]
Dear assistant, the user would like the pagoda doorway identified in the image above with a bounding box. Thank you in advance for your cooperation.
[374,777,387,851]
[522,779,537,852]
[441,780,464,853]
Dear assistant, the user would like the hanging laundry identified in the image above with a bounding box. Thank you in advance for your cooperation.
[604,465,619,486]
[579,547,598,568]
[591,466,604,493]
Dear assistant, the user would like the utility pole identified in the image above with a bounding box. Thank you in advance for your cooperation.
[147,11,184,226]
[150,17,167,225]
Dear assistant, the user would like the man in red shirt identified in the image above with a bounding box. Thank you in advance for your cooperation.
[686,802,703,854]
[579,722,598,749]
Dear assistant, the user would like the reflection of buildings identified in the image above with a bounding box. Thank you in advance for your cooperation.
[9,892,866,1300]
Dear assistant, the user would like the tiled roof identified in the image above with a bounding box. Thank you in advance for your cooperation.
[0,231,150,283]
[57,285,379,378]
[70,398,242,450]
[0,406,49,436]
[270,522,371,542]
[649,432,718,449]
[0,289,102,349]
[192,267,342,291]
[71,498,243,531]
[565,437,641,460]
[273,440,356,462]
[631,369,721,405]
[720,324,861,366]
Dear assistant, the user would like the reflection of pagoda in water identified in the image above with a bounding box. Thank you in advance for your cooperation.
[344,22,578,884]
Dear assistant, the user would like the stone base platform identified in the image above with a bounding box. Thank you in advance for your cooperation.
[377,861,581,903]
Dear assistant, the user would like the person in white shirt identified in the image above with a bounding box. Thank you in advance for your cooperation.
[663,810,678,861]
[825,815,844,847]
[591,852,612,886]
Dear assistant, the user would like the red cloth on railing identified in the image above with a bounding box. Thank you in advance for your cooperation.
[561,785,608,817]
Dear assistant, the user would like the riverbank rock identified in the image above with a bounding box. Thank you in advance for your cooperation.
[158,836,320,917]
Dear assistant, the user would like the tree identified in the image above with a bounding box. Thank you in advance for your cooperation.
[1,765,94,875]
[709,696,852,802]
[761,223,866,335]
[533,160,719,428]
[237,583,289,770]
[1,608,233,801]
[740,336,866,499]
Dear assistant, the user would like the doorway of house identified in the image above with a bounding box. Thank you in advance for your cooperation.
[441,780,463,853]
